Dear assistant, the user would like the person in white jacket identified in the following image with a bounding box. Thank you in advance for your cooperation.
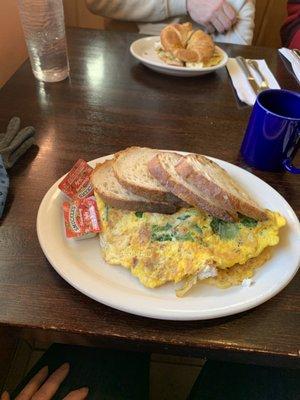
[85,0,255,45]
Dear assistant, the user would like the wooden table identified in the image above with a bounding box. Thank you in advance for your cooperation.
[0,29,299,368]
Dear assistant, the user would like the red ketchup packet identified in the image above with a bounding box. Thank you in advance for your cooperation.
[63,196,101,239]
[59,159,94,200]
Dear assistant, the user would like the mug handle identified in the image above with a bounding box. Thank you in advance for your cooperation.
[283,158,300,174]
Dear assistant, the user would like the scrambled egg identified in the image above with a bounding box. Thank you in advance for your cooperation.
[156,42,223,68]
[95,194,285,296]
[186,48,223,68]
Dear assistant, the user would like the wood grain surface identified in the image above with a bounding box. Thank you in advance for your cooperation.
[0,29,299,367]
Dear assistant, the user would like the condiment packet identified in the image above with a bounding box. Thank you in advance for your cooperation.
[59,159,94,200]
[63,196,101,239]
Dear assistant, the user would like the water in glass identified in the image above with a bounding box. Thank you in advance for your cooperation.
[18,0,69,82]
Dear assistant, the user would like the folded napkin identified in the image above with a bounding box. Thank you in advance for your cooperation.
[0,117,35,169]
[226,58,280,106]
[0,155,9,219]
[279,48,300,83]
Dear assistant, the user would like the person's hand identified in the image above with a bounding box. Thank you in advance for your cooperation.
[187,0,237,33]
[1,363,89,400]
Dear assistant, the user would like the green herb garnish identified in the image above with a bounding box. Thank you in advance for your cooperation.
[135,211,143,218]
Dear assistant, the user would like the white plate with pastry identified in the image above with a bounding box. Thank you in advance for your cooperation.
[130,23,228,77]
[37,148,300,321]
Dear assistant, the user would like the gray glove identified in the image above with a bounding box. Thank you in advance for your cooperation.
[0,117,35,169]
[0,155,9,218]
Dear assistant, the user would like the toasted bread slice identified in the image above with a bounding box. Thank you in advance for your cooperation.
[176,154,267,220]
[91,159,177,214]
[148,152,236,221]
[113,147,181,204]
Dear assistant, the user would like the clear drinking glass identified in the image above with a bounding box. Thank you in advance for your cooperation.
[17,0,69,82]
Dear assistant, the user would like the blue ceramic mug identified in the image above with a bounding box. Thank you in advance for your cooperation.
[241,89,300,173]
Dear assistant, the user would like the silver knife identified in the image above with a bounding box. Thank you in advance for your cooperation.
[236,56,260,95]
[292,49,300,61]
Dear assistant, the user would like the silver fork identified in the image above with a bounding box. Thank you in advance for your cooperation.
[246,59,270,91]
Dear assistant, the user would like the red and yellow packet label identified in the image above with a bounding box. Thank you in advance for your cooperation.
[59,159,94,200]
[63,196,101,239]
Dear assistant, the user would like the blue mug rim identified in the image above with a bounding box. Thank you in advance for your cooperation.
[256,89,300,121]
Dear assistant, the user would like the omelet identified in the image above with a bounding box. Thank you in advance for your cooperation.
[95,193,285,296]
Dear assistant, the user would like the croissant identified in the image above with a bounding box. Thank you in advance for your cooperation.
[186,30,215,64]
[160,23,215,65]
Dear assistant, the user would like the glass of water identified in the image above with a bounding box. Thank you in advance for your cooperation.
[18,0,69,82]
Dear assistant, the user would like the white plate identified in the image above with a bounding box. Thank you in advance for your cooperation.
[37,153,300,321]
[130,36,228,77]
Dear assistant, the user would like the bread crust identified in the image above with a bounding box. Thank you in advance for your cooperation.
[92,161,177,214]
[113,147,182,204]
[148,153,235,222]
[186,30,215,64]
[176,155,267,220]
[93,188,177,214]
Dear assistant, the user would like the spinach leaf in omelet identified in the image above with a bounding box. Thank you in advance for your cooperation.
[152,223,172,232]
[210,214,258,240]
[210,218,239,240]
[239,215,258,228]
[151,223,195,242]
[151,223,173,241]
[176,213,191,221]
[104,205,109,221]
[135,211,144,218]
[192,224,203,235]
[174,232,195,241]
[152,232,174,242]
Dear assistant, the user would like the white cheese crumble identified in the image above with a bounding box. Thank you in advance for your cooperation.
[154,41,162,50]
[242,278,253,287]
[198,265,218,280]
[99,235,107,249]
[186,62,204,69]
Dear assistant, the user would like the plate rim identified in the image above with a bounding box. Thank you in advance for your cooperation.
[37,152,300,321]
[130,36,228,72]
